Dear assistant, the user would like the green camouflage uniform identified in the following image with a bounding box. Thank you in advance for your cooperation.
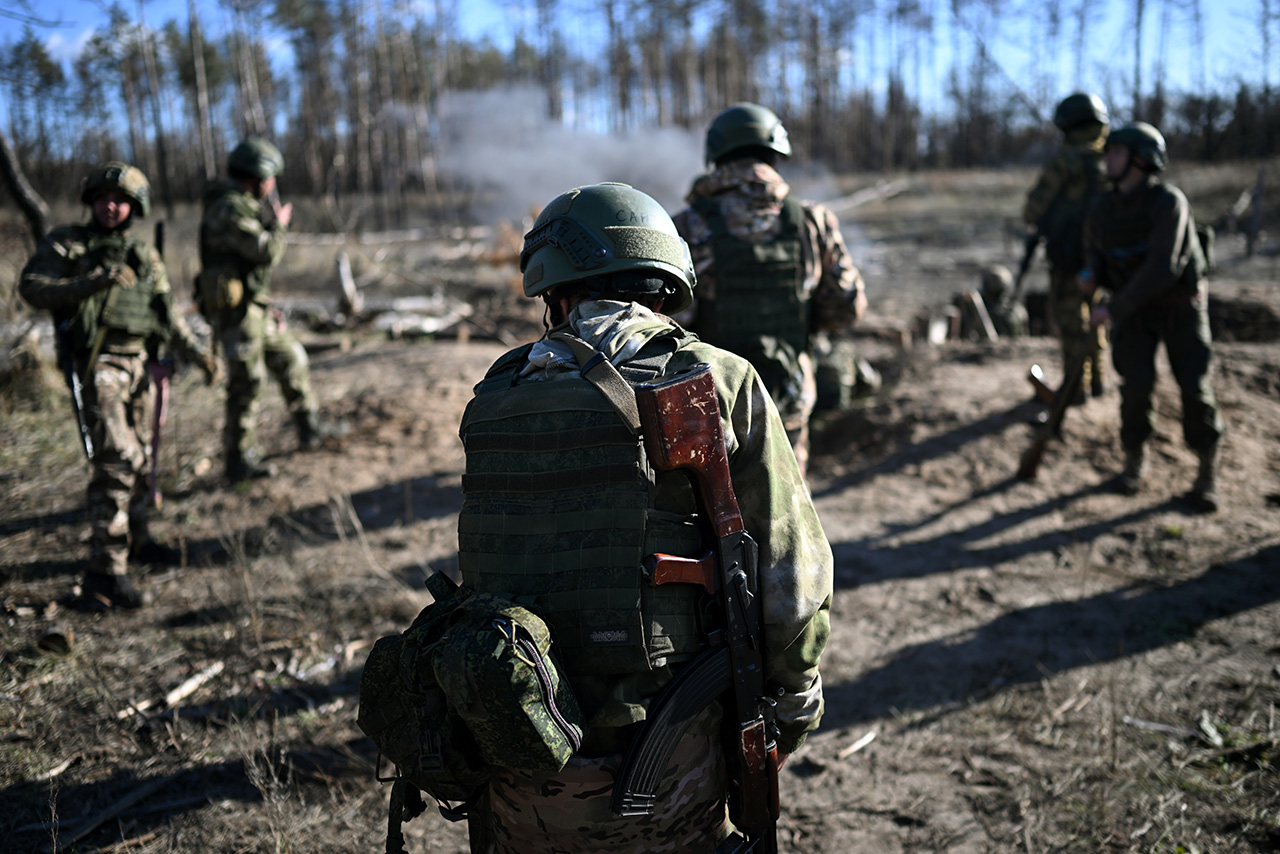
[1084,174,1223,454]
[20,224,208,577]
[198,180,316,467]
[1023,125,1109,393]
[673,161,867,476]
[459,300,833,854]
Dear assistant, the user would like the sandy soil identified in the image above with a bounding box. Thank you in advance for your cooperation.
[2,166,1279,853]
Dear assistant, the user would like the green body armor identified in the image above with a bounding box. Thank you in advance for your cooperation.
[59,229,161,348]
[1043,147,1104,272]
[1092,183,1205,299]
[693,194,808,405]
[457,345,707,679]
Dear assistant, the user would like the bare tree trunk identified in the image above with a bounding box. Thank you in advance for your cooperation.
[137,1,174,219]
[1133,0,1145,118]
[189,0,217,181]
[0,128,50,242]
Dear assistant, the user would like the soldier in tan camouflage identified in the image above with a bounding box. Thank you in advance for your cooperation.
[20,163,217,608]
[1023,92,1111,404]
[673,103,868,478]
[198,138,344,482]
[457,184,833,853]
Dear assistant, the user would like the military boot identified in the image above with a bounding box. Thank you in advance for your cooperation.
[227,449,276,482]
[1188,445,1220,513]
[79,572,149,610]
[130,539,183,566]
[1116,445,1146,496]
[296,410,350,450]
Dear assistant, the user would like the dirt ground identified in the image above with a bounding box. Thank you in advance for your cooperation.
[2,165,1279,853]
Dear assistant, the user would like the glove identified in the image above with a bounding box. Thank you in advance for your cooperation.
[91,264,138,291]
[200,352,222,386]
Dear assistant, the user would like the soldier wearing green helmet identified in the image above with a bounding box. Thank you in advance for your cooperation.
[456,183,832,853]
[19,162,218,609]
[198,137,345,482]
[674,102,868,478]
[1081,121,1223,511]
[1024,91,1111,405]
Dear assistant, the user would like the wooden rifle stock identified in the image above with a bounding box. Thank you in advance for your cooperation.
[615,363,778,852]
[1017,358,1085,481]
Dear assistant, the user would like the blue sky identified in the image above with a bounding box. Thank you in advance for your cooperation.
[0,0,1266,121]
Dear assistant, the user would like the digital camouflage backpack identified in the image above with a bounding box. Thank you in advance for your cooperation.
[358,571,585,851]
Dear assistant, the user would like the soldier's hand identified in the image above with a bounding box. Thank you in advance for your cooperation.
[90,264,138,291]
[273,200,293,228]
[200,352,222,386]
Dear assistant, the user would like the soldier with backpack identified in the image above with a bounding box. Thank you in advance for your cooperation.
[1082,122,1224,511]
[361,183,833,854]
[1023,92,1111,404]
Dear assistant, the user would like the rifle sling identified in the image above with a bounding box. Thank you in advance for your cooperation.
[611,645,732,816]
[549,332,642,435]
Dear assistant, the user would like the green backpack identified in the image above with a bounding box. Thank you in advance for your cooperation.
[357,572,586,847]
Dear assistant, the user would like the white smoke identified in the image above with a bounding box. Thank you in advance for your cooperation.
[434,86,703,223]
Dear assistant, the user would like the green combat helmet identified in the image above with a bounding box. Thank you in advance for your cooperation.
[228,137,284,180]
[1106,122,1167,172]
[519,183,697,314]
[705,102,792,166]
[1053,92,1109,131]
[80,162,150,218]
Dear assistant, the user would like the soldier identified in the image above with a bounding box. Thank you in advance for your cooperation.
[1023,92,1111,404]
[457,183,833,853]
[1083,122,1224,511]
[197,137,343,482]
[19,163,217,608]
[673,102,867,477]
[979,264,1029,338]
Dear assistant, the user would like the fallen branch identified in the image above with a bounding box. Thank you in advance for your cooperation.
[837,729,877,760]
[42,773,174,853]
[116,661,224,720]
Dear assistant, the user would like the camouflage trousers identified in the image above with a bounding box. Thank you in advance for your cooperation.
[214,301,316,459]
[1049,267,1107,391]
[1110,298,1223,453]
[473,727,730,854]
[84,352,155,576]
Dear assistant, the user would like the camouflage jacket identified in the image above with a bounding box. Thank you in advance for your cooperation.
[463,299,834,755]
[673,161,867,332]
[199,181,288,304]
[1022,126,1106,227]
[1084,175,1206,324]
[20,222,205,364]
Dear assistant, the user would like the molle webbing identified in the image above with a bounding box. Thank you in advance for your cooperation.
[92,236,160,338]
[694,194,808,356]
[458,375,704,677]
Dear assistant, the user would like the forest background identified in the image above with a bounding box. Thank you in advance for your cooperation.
[1,0,1278,237]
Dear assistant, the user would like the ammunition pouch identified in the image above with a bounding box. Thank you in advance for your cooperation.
[195,268,244,317]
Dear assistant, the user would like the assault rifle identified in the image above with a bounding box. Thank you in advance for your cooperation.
[1017,358,1085,480]
[54,317,94,462]
[1012,226,1041,305]
[613,363,779,854]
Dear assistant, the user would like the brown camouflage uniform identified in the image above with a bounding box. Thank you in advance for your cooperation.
[463,300,833,853]
[1023,126,1109,395]
[20,224,211,579]
[673,161,867,476]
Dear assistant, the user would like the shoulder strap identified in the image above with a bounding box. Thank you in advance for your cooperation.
[548,331,642,436]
